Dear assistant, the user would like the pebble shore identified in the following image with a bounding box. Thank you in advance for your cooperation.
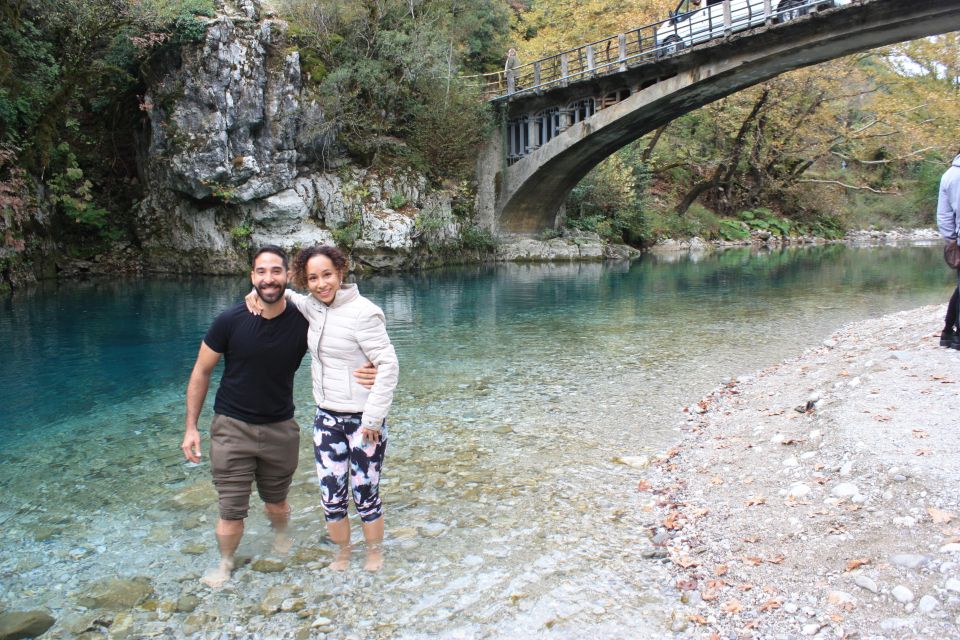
[642,305,960,639]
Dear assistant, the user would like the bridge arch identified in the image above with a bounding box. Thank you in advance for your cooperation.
[485,0,960,234]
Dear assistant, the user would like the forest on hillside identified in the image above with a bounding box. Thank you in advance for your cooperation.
[1,0,958,263]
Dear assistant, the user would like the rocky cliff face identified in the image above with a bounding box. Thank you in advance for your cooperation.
[136,0,463,274]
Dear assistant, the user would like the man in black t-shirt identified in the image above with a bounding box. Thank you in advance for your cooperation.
[182,245,307,588]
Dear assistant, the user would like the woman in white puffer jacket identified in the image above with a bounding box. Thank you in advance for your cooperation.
[250,245,399,571]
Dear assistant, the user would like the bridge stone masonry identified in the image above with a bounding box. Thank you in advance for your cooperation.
[473,0,960,235]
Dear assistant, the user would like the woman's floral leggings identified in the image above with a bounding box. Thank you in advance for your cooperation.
[313,407,387,523]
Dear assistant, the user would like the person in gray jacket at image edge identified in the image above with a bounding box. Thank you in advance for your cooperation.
[937,150,960,349]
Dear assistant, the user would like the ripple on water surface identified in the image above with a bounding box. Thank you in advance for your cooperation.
[0,245,952,637]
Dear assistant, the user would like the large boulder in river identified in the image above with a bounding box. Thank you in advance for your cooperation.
[0,610,55,640]
[74,577,153,610]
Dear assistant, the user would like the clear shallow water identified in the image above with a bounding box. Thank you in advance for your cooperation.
[0,244,952,638]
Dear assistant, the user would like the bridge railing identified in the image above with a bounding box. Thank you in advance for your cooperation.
[465,0,851,102]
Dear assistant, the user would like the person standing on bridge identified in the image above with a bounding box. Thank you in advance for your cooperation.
[504,47,519,93]
[937,147,960,349]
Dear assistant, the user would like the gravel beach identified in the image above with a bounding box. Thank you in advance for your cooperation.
[643,305,960,639]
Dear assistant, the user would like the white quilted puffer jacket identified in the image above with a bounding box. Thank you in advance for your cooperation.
[286,284,399,432]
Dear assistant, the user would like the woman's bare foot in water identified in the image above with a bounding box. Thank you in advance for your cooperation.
[363,543,384,572]
[201,558,234,588]
[329,544,352,571]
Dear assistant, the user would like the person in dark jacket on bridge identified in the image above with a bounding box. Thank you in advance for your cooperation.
[937,149,960,348]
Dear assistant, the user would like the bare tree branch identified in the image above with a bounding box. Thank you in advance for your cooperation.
[797,179,899,194]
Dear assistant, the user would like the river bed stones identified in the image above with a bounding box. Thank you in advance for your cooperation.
[644,305,960,638]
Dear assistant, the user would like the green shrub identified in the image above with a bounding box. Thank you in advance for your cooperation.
[460,225,496,251]
[719,218,750,240]
[387,193,408,210]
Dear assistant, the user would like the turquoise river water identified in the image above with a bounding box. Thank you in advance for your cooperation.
[0,243,953,639]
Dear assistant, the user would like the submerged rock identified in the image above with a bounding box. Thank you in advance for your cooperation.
[74,577,153,610]
[0,610,56,640]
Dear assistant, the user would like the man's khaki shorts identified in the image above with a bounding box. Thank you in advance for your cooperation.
[209,414,300,520]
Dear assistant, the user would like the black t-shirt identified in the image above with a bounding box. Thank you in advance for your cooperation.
[203,302,308,424]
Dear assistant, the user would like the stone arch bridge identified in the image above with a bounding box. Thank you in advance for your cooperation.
[472,0,960,234]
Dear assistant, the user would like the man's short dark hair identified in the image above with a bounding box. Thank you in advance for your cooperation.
[253,245,289,269]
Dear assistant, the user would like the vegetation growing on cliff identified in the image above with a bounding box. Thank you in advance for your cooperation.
[278,0,508,179]
[0,0,216,273]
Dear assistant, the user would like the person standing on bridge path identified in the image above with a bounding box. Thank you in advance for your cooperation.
[504,47,519,93]
[937,148,960,349]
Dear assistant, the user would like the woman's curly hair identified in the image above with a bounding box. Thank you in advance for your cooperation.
[292,245,348,289]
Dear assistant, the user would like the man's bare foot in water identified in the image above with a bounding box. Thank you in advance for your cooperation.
[329,544,352,571]
[363,544,384,572]
[201,558,234,588]
[271,532,294,556]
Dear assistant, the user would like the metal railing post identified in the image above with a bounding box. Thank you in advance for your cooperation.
[723,0,733,35]
[560,53,569,86]
[586,44,595,74]
[506,70,515,95]
[618,33,627,71]
[763,0,773,24]
[533,61,542,88]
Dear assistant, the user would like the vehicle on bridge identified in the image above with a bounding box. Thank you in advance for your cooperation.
[656,0,850,55]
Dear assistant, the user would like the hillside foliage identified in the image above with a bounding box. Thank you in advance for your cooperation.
[508,1,960,244]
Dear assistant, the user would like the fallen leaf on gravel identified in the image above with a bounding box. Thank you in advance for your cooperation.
[673,556,698,568]
[928,507,955,524]
[845,558,871,571]
[830,614,844,623]
[745,496,767,506]
[706,579,727,589]
[759,598,782,612]
[873,414,891,422]
[742,535,760,543]
[710,476,724,485]
[687,614,707,625]
[714,564,729,576]
[915,448,933,456]
[743,556,763,566]
[912,429,930,439]
[701,589,719,601]
[766,553,785,564]
[721,600,743,614]
[839,370,849,376]
[742,477,755,485]
[661,446,681,460]
[676,578,698,591]
[736,583,754,591]
[743,619,759,630]
[690,507,710,517]
[765,409,785,416]
[663,512,684,530]
[636,479,652,492]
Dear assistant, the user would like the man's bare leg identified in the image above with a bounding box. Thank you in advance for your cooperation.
[202,518,243,587]
[361,517,384,572]
[265,501,293,555]
[327,517,352,571]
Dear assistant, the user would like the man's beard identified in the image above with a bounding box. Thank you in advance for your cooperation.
[256,282,285,304]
